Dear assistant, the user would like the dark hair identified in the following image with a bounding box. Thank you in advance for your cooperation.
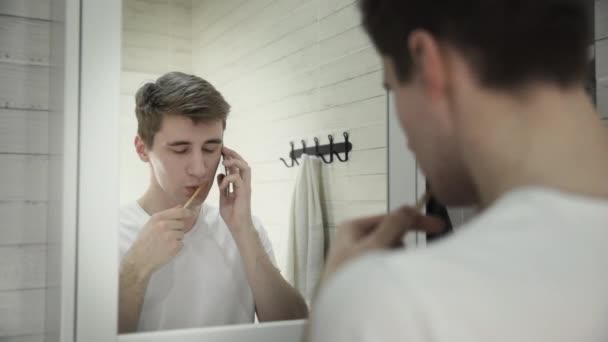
[135,72,230,147]
[359,0,592,89]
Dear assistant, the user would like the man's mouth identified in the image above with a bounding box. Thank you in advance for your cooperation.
[185,185,202,196]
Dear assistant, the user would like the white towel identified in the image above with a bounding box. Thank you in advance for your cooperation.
[286,154,327,304]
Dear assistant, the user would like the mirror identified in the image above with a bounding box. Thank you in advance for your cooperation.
[62,0,605,340]
[118,0,391,335]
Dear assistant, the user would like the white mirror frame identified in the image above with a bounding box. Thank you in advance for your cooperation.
[76,0,121,341]
[118,320,307,342]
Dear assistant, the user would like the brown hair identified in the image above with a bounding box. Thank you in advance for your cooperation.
[135,72,230,147]
[359,0,592,90]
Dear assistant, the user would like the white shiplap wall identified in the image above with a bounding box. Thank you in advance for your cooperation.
[120,0,193,204]
[192,0,387,272]
[0,1,51,341]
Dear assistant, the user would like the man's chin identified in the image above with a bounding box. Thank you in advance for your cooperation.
[180,188,210,207]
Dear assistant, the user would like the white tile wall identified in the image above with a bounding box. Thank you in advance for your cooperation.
[0,16,50,65]
[0,290,45,337]
[0,64,49,111]
[0,245,46,291]
[0,202,47,246]
[0,1,52,340]
[192,0,387,271]
[0,335,45,342]
[0,110,49,154]
[122,0,192,74]
[0,1,50,21]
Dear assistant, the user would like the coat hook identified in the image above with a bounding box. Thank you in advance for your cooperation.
[280,133,351,167]
[280,141,299,167]
[333,132,350,162]
[314,137,333,164]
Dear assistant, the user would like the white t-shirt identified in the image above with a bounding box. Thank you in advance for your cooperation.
[310,187,608,342]
[118,202,276,332]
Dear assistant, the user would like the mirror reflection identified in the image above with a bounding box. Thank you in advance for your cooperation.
[118,0,389,333]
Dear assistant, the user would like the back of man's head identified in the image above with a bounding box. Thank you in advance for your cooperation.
[359,0,594,206]
[360,0,592,90]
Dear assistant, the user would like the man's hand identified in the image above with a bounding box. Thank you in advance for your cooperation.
[122,206,193,276]
[217,146,255,235]
[322,206,446,282]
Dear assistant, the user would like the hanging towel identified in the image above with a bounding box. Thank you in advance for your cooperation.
[286,154,327,304]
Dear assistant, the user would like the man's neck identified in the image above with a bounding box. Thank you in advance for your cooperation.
[137,182,201,217]
[137,184,201,234]
[462,85,608,207]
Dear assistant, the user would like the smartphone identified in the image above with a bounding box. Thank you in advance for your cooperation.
[221,152,233,196]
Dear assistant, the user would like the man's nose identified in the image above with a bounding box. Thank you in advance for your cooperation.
[187,152,207,178]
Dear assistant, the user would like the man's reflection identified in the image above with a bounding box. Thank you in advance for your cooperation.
[118,72,308,333]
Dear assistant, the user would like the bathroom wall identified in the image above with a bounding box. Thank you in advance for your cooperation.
[120,0,194,204]
[191,0,387,271]
[118,0,387,273]
[0,1,51,341]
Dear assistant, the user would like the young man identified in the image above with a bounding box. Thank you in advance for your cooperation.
[309,1,608,341]
[118,72,307,333]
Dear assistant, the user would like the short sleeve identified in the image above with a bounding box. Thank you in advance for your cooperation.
[252,216,277,267]
[117,203,145,261]
[308,253,431,342]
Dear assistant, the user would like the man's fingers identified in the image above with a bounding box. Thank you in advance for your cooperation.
[222,157,249,170]
[167,230,185,241]
[414,214,447,233]
[366,208,415,248]
[218,173,245,193]
[221,146,245,161]
[368,207,446,248]
[222,158,251,183]
[337,214,386,238]
[351,214,386,229]
[164,220,186,231]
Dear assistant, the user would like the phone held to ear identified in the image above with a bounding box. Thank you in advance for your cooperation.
[221,152,234,196]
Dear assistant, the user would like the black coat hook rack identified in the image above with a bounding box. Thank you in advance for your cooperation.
[280,132,352,168]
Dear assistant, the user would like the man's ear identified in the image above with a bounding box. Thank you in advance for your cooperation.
[408,30,447,101]
[135,135,150,162]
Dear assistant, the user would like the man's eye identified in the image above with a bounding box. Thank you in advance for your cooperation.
[203,147,218,153]
[173,149,188,154]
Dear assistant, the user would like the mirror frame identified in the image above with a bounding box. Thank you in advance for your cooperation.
[76,0,121,341]
[118,320,306,342]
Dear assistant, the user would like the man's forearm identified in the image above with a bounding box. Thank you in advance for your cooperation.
[118,258,151,333]
[234,226,309,321]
